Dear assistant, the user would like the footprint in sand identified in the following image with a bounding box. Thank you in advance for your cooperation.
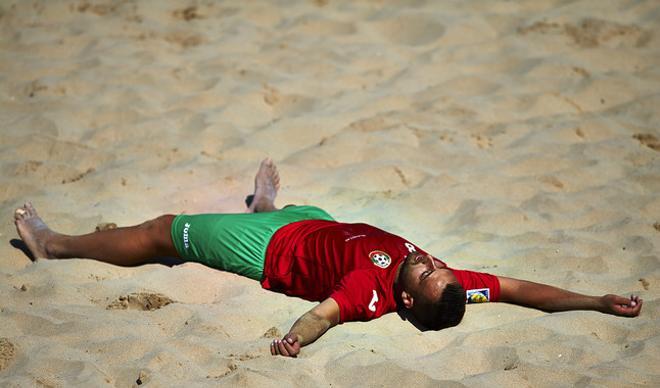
[470,134,493,149]
[228,352,260,361]
[106,292,174,311]
[61,167,95,184]
[371,15,445,46]
[564,19,650,48]
[76,2,118,16]
[633,133,660,152]
[13,160,43,176]
[393,166,410,187]
[262,85,317,117]
[164,31,204,48]
[347,116,388,132]
[539,175,564,190]
[288,15,356,36]
[172,6,203,21]
[262,326,282,339]
[0,338,16,372]
[518,18,650,48]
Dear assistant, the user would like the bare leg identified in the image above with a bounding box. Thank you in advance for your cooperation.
[14,202,179,266]
[246,158,280,213]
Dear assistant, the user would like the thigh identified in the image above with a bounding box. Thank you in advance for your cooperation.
[169,208,331,280]
[170,213,270,280]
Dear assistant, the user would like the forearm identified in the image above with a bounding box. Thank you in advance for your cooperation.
[501,278,604,312]
[271,298,340,357]
[287,311,333,346]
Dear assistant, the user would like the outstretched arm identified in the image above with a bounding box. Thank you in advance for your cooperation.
[498,276,642,317]
[270,297,340,357]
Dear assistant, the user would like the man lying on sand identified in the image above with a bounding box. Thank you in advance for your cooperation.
[14,159,642,357]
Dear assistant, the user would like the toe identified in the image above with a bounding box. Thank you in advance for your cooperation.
[15,208,27,220]
[27,203,39,217]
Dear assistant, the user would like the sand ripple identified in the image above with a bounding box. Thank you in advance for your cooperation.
[1,0,658,386]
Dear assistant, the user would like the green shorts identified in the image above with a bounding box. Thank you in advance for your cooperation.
[170,205,334,280]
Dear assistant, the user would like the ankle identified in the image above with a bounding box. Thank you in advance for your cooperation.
[43,235,64,259]
[254,199,277,213]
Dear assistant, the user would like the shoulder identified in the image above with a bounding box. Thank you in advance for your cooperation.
[450,268,501,303]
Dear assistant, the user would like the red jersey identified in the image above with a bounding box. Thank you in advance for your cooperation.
[262,220,500,323]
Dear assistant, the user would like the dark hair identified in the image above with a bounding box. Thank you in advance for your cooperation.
[416,282,466,330]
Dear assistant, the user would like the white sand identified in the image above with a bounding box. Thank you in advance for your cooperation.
[1,0,659,386]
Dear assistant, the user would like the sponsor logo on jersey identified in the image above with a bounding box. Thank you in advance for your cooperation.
[368,289,379,312]
[345,234,366,242]
[369,250,391,269]
[466,288,490,303]
[182,222,191,249]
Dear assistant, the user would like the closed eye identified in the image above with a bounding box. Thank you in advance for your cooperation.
[421,269,434,281]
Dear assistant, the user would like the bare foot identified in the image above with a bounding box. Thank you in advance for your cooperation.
[14,202,57,259]
[247,158,280,213]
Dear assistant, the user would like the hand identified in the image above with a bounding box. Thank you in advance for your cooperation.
[270,333,301,358]
[600,294,643,317]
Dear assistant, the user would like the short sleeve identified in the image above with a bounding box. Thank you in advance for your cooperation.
[450,269,500,303]
[330,270,387,323]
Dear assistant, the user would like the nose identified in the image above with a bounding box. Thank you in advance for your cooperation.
[424,254,435,268]
[431,257,445,269]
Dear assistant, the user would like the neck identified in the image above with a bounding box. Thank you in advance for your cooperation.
[394,260,404,285]
[393,261,405,304]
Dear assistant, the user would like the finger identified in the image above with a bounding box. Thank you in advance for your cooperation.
[283,340,297,357]
[278,341,291,357]
[272,340,283,355]
[284,333,297,344]
[628,295,642,307]
[276,340,290,357]
[270,341,277,355]
[611,295,631,305]
[618,299,643,316]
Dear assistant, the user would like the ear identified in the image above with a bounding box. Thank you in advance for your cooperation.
[401,290,414,309]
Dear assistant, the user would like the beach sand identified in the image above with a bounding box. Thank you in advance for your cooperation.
[1,0,659,386]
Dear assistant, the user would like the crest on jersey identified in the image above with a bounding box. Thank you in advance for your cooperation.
[466,288,490,303]
[369,250,391,269]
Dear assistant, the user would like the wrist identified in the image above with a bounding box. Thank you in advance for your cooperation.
[595,295,607,313]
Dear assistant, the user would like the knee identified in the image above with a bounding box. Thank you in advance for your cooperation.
[140,215,175,235]
[137,215,174,246]
[133,215,176,254]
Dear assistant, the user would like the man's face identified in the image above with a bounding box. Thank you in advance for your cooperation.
[399,252,457,307]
